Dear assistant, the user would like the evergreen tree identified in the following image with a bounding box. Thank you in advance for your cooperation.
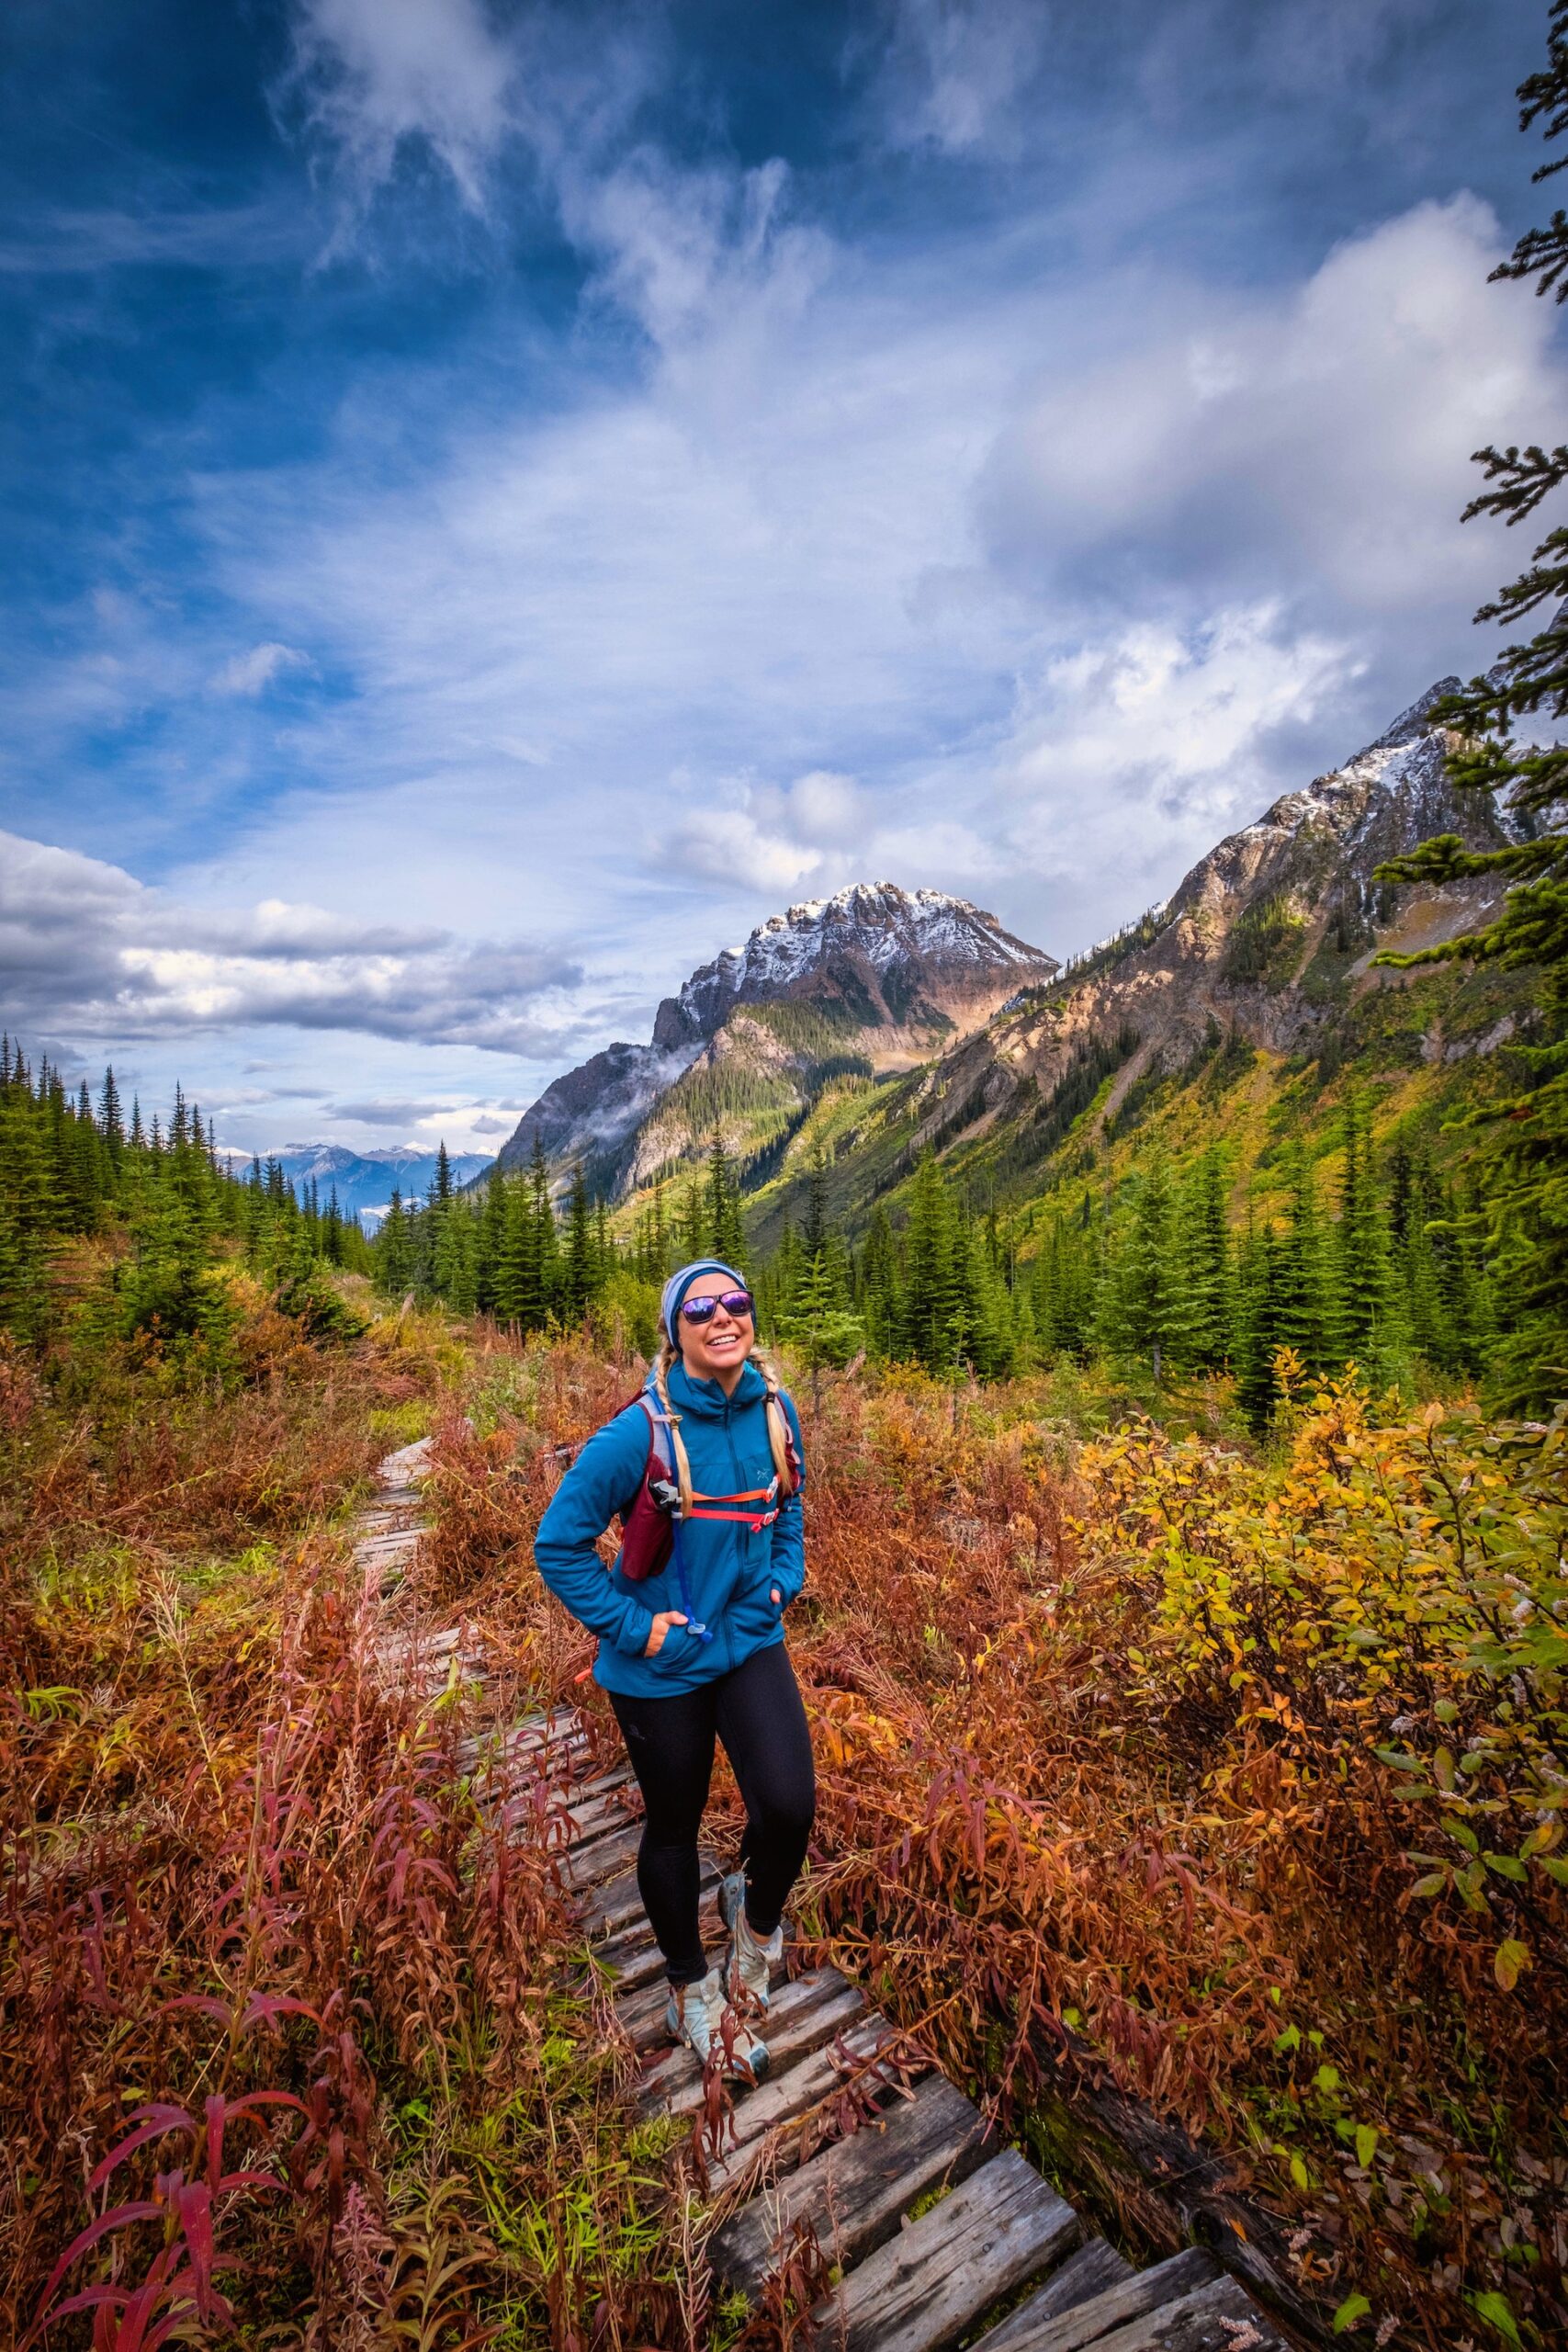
[1234,1211,1283,1436]
[1272,1145,1336,1374]
[1373,5,1568,1408]
[1183,1149,1234,1372]
[1337,1096,1401,1383]
[477,1162,507,1314]
[860,1206,898,1358]
[898,1153,968,1372]
[1098,1148,1190,1379]
[705,1134,747,1263]
[562,1165,597,1322]
[377,1187,412,1296]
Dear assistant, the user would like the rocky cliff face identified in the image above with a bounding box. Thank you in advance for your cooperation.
[494,680,1519,1216]
[891,678,1518,1166]
[495,882,1058,1194]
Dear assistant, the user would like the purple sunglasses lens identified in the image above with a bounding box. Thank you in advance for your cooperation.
[680,1290,754,1322]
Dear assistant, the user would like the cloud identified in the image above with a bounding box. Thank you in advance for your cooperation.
[209,642,312,697]
[468,1112,513,1135]
[874,0,1050,157]
[0,830,580,1054]
[279,0,518,216]
[980,198,1542,628]
[327,1095,452,1123]
[992,603,1358,944]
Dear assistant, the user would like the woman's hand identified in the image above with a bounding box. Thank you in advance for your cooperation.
[771,1587,782,1606]
[644,1610,688,1657]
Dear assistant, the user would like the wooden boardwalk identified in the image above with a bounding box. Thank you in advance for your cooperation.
[362,1441,1292,2352]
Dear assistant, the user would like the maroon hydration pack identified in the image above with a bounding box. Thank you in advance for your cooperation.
[615,1390,680,1583]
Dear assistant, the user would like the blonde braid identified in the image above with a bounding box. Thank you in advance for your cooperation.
[651,1339,694,1516]
[752,1344,800,1497]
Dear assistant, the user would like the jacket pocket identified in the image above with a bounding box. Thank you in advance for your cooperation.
[726,1571,783,1649]
[644,1619,700,1675]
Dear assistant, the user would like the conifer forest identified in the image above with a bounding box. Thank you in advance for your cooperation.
[6,6,1568,2352]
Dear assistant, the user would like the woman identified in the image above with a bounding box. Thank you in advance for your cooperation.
[534,1259,816,2076]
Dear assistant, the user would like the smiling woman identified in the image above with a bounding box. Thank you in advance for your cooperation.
[534,1257,814,2080]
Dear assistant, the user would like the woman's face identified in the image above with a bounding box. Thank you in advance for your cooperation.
[674,1271,755,1387]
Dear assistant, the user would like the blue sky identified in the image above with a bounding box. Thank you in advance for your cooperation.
[0,0,1560,1155]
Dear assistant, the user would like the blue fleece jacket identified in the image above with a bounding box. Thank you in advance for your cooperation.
[533,1356,806,1698]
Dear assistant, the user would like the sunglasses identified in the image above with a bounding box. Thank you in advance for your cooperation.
[679,1289,755,1325]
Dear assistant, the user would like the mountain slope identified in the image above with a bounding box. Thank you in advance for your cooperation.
[494,883,1058,1196]
[731,678,1531,1247]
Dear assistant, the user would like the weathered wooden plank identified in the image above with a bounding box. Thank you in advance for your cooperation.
[562,1768,635,1835]
[456,1714,589,1779]
[703,2015,917,2193]
[977,2239,1136,2345]
[812,2147,1079,2352]
[1087,2273,1289,2352]
[977,2249,1220,2352]
[581,1856,718,1939]
[710,2074,995,2301]
[378,1437,434,1485]
[563,1819,645,1892]
[639,1970,864,2116]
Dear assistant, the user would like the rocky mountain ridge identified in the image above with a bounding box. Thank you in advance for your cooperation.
[784,676,1521,1234]
[492,675,1523,1233]
[494,882,1058,1194]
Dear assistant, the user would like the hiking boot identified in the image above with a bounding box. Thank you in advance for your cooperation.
[720,1870,784,2009]
[665,1965,769,2081]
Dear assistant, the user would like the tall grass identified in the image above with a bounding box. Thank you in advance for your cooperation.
[1,1307,696,2349]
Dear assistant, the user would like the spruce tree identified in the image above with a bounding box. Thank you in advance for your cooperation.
[1272,1145,1335,1374]
[1336,1094,1400,1384]
[1098,1149,1190,1380]
[563,1165,597,1323]
[1234,1212,1283,1436]
[377,1187,412,1297]
[705,1134,746,1263]
[1183,1148,1234,1371]
[1373,3,1568,1408]
[530,1139,560,1318]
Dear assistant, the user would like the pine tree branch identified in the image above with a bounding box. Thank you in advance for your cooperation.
[1461,447,1568,526]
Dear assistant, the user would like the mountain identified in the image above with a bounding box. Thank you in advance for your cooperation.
[487,674,1530,1247]
[493,883,1057,1197]
[731,676,1529,1246]
[231,1143,495,1229]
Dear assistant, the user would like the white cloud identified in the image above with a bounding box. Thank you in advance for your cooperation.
[0,830,579,1054]
[992,604,1358,944]
[874,0,1049,157]
[280,0,517,216]
[981,198,1544,625]
[210,642,311,697]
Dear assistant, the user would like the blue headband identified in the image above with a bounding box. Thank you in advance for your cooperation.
[660,1258,748,1340]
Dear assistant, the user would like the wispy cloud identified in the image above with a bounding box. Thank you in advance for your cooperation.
[209,641,311,697]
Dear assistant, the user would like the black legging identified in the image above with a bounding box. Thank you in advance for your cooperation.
[608,1642,816,1986]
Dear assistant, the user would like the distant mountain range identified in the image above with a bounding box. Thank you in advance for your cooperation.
[229,1143,494,1229]
[486,673,1528,1240]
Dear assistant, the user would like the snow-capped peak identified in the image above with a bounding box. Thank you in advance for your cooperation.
[669,882,1054,1037]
